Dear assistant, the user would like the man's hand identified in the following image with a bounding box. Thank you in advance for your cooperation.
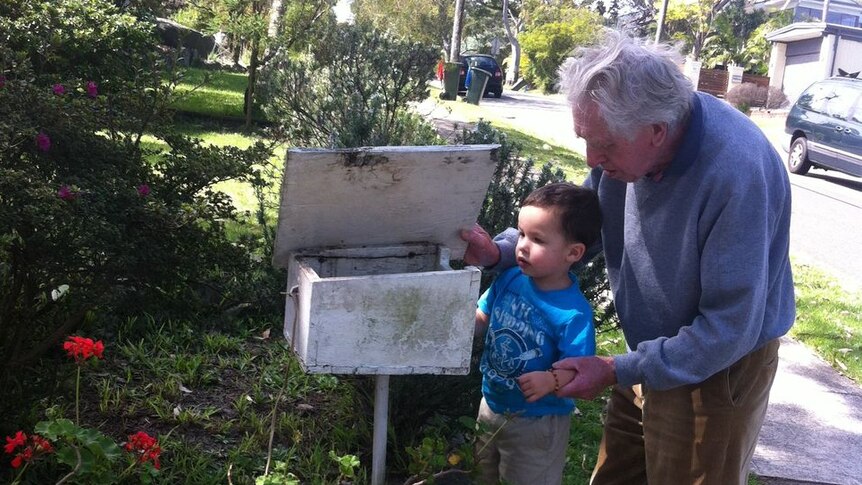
[460,224,501,268]
[517,371,555,403]
[552,356,617,400]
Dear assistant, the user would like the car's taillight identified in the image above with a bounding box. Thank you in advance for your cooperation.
[495,70,502,77]
[460,68,466,75]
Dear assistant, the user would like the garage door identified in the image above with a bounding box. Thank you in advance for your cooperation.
[782,38,822,103]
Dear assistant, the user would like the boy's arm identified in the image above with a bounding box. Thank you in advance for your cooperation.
[475,309,489,341]
[517,369,576,403]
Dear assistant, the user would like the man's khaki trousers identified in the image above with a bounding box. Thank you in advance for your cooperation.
[592,339,780,485]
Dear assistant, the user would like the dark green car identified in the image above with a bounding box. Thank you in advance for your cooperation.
[786,77,862,177]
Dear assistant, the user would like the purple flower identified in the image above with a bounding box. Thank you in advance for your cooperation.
[86,81,98,98]
[36,131,51,152]
[137,184,151,197]
[52,84,65,96]
[0,75,6,89]
[57,185,77,201]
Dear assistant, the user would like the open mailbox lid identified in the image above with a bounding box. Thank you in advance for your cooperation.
[272,144,500,267]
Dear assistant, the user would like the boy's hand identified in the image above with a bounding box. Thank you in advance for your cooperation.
[517,371,555,403]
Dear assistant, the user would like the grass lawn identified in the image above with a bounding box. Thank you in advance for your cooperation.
[170,67,249,120]
[790,262,862,382]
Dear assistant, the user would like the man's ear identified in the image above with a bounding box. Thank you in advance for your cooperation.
[567,242,586,263]
[651,122,668,147]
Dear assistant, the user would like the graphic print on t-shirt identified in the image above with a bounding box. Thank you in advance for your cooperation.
[482,292,548,391]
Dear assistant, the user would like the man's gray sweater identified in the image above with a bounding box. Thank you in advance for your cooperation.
[496,92,796,390]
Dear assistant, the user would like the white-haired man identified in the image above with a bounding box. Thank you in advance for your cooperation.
[461,29,795,485]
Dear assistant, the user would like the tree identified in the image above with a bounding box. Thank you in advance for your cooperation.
[352,0,453,58]
[519,6,603,92]
[663,0,735,61]
[503,0,523,83]
[451,0,466,61]
[700,0,766,68]
[741,10,792,75]
[173,0,335,130]
[259,22,440,148]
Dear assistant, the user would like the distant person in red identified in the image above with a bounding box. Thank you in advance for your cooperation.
[436,58,445,85]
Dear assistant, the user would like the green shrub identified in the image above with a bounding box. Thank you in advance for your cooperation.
[259,22,441,148]
[726,82,772,113]
[0,0,275,391]
[519,9,603,93]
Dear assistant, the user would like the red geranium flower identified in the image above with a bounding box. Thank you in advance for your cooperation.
[52,83,65,95]
[0,75,6,88]
[63,335,105,363]
[5,432,53,469]
[136,184,151,197]
[86,81,98,98]
[125,431,161,469]
[4,431,26,454]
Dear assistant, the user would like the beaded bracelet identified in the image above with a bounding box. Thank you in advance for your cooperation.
[547,369,560,392]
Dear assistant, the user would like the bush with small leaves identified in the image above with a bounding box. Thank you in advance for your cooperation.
[0,0,274,393]
[259,21,441,148]
[765,86,789,109]
[725,82,768,113]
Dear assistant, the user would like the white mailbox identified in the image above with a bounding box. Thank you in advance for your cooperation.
[273,145,499,376]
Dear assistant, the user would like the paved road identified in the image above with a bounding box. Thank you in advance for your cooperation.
[427,90,862,295]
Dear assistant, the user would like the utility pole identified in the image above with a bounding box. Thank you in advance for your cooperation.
[822,0,831,23]
[655,0,670,43]
[450,0,465,62]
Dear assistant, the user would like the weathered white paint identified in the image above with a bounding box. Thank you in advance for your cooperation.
[271,145,500,268]
[283,244,482,375]
[274,145,499,376]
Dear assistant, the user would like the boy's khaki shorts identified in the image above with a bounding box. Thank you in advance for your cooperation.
[474,397,571,485]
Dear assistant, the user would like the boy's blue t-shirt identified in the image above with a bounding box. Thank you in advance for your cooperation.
[477,267,596,417]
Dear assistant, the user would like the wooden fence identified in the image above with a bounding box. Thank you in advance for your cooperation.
[696,68,770,98]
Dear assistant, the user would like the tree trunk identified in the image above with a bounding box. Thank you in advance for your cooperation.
[654,0,669,43]
[449,0,465,62]
[265,0,286,60]
[245,38,260,131]
[268,0,286,39]
[502,0,520,84]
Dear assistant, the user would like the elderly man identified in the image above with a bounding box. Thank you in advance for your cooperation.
[462,30,795,485]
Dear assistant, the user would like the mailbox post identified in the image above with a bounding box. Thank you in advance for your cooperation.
[272,145,499,484]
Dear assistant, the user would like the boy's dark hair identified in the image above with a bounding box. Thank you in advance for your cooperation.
[522,182,602,247]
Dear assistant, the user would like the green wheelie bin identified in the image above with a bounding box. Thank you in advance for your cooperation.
[463,67,491,105]
[440,62,462,100]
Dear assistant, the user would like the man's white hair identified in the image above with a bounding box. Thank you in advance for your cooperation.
[558,29,693,140]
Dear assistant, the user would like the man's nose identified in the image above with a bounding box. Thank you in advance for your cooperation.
[585,148,605,169]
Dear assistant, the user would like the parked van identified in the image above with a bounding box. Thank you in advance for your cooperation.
[785,77,862,177]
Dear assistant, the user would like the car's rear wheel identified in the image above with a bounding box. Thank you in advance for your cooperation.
[788,136,812,175]
[493,91,502,98]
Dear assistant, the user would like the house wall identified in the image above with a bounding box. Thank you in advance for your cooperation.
[833,38,862,76]
[771,34,862,102]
